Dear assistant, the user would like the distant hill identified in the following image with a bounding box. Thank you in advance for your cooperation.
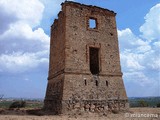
[128,96,160,107]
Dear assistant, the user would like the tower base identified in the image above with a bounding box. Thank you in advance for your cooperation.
[44,99,129,115]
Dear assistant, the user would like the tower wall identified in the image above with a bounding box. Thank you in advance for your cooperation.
[44,1,128,114]
[44,10,66,114]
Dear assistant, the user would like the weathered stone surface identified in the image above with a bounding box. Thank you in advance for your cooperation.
[44,1,128,114]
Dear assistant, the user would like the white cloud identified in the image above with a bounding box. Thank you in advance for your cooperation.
[120,51,145,71]
[144,52,160,71]
[0,0,50,74]
[119,28,159,86]
[140,3,160,41]
[0,0,44,27]
[118,28,150,52]
[119,3,160,96]
[0,7,17,34]
[124,72,153,86]
[153,41,160,49]
[0,22,50,54]
[0,51,48,73]
[148,59,160,70]
[118,28,136,50]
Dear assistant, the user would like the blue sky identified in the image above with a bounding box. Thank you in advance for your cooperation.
[0,0,159,98]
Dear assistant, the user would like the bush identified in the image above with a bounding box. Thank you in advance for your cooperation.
[9,101,26,109]
[157,103,160,107]
[138,100,148,107]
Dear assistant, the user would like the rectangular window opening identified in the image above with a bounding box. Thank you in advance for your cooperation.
[106,81,108,87]
[89,47,99,75]
[96,80,98,86]
[89,18,97,29]
[84,80,87,86]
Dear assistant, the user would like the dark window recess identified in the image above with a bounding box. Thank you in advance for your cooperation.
[84,80,87,85]
[96,80,98,86]
[106,81,108,86]
[89,18,97,29]
[89,47,99,75]
[110,33,113,36]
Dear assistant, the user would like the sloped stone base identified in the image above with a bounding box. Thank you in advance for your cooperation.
[44,99,129,115]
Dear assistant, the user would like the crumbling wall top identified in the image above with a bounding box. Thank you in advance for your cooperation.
[61,1,116,16]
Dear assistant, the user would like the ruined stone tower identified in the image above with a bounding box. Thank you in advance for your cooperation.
[44,1,128,114]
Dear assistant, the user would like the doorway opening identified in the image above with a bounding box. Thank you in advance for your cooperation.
[89,47,100,75]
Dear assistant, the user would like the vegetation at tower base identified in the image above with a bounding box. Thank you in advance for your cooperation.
[9,101,26,109]
[44,1,129,114]
[157,103,160,107]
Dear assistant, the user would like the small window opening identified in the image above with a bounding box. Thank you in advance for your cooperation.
[110,33,113,36]
[89,18,97,29]
[106,81,108,87]
[84,80,87,86]
[89,47,100,75]
[96,80,98,86]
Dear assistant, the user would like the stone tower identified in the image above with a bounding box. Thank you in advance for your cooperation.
[44,1,128,114]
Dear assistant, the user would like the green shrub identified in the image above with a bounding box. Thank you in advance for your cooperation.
[9,101,26,108]
[0,101,12,108]
[157,103,160,107]
[138,100,148,107]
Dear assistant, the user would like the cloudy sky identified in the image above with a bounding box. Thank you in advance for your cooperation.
[0,0,159,98]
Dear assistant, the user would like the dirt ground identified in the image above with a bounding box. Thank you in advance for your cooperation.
[0,108,160,120]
